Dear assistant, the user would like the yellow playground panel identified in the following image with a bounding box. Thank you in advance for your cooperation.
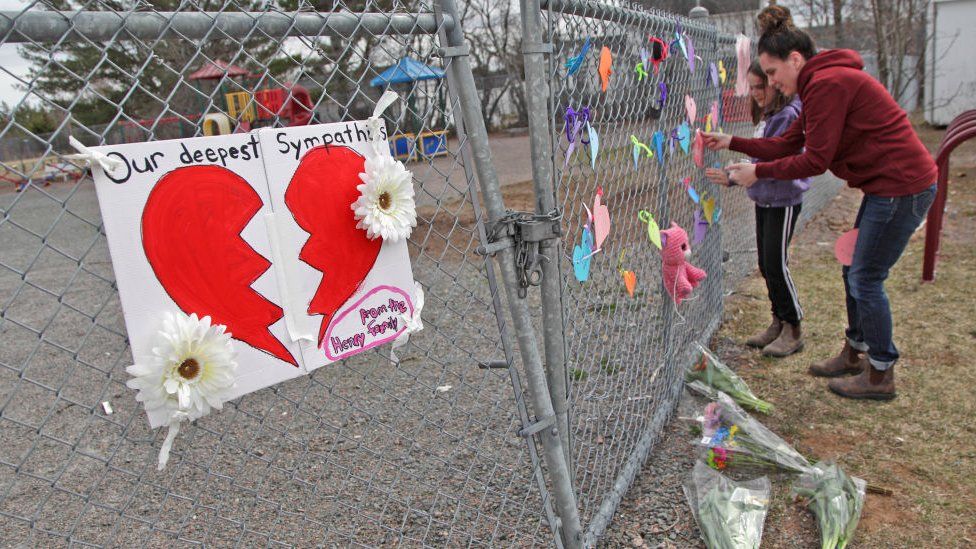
[225,91,256,122]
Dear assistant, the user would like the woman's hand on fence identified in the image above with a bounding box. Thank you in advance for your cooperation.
[705,167,732,187]
[727,163,759,187]
[701,132,731,150]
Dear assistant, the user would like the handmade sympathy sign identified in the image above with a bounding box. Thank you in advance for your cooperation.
[85,93,420,467]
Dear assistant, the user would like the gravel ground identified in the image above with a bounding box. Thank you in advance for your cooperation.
[0,170,555,546]
[0,129,842,546]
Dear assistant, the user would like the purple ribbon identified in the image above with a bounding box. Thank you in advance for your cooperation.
[564,106,591,167]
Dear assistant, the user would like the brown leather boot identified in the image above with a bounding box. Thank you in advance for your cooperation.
[828,365,896,400]
[809,341,866,377]
[762,322,804,357]
[745,315,783,348]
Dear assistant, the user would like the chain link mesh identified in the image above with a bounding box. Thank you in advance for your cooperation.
[0,1,564,545]
[536,1,842,542]
[0,0,843,546]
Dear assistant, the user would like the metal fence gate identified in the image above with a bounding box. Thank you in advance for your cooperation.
[0,0,843,546]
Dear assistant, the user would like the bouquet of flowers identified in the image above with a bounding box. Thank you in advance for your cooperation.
[698,391,811,475]
[792,461,867,549]
[684,460,771,549]
[686,343,774,414]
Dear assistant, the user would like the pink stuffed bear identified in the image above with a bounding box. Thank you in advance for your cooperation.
[660,222,707,305]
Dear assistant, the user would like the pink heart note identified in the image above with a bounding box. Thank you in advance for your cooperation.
[593,187,611,249]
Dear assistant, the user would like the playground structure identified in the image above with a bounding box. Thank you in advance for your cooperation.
[0,60,315,191]
[371,57,449,161]
[188,60,314,135]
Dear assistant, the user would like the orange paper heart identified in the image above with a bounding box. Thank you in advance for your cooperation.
[622,270,637,297]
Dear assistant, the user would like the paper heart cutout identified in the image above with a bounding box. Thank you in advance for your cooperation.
[677,123,691,154]
[693,129,705,168]
[573,225,594,282]
[702,195,716,225]
[685,95,697,125]
[593,187,611,249]
[622,270,636,297]
[599,46,613,92]
[693,208,708,245]
[652,131,666,165]
[284,145,382,346]
[681,176,699,203]
[835,228,858,266]
[709,62,720,88]
[142,165,297,366]
[638,210,662,250]
[588,123,600,170]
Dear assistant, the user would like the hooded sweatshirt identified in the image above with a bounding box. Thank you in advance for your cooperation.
[747,96,809,207]
[729,49,937,197]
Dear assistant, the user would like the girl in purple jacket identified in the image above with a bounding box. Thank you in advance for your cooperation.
[706,60,809,357]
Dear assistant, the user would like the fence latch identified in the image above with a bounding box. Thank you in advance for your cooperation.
[518,414,556,438]
[477,209,562,298]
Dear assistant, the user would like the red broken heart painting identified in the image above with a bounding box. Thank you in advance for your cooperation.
[142,165,299,366]
[284,145,382,346]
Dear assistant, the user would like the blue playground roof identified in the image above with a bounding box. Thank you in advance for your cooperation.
[370,57,446,87]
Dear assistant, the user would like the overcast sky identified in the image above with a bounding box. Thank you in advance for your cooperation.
[0,0,33,108]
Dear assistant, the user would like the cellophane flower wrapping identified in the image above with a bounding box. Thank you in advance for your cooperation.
[683,460,771,549]
[697,391,811,475]
[792,461,867,549]
[686,343,774,414]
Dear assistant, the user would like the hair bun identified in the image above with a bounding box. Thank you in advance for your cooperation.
[757,5,794,35]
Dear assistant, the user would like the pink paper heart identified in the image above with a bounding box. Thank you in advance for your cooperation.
[835,229,858,266]
[685,95,697,126]
[593,187,611,249]
[693,130,704,168]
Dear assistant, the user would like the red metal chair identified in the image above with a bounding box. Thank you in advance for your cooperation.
[922,109,976,282]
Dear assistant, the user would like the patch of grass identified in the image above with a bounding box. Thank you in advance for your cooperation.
[711,126,976,546]
[600,357,621,375]
[570,367,588,381]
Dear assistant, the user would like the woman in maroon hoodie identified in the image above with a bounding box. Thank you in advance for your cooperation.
[703,6,937,401]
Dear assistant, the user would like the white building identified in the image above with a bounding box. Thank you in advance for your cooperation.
[925,0,976,126]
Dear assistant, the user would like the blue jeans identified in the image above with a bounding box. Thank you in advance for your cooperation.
[844,185,937,370]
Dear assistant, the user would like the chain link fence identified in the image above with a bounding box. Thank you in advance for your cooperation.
[0,0,842,546]
[520,0,843,544]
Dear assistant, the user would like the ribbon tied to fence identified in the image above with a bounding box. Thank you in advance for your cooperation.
[563,106,592,168]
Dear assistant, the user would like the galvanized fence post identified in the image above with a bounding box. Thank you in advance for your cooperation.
[435,0,584,546]
[517,0,574,487]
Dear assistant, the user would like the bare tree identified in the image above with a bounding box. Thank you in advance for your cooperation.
[831,0,845,48]
[460,0,526,129]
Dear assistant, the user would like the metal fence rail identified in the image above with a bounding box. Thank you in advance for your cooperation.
[0,1,842,546]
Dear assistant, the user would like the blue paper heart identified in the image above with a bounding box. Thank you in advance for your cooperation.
[652,131,665,165]
[573,226,594,282]
[565,36,591,76]
[677,122,691,154]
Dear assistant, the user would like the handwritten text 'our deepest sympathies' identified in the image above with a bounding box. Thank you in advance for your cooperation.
[328,298,408,355]
[100,122,386,184]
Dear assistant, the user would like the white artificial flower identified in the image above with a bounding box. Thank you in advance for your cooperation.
[352,154,417,242]
[126,311,237,470]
